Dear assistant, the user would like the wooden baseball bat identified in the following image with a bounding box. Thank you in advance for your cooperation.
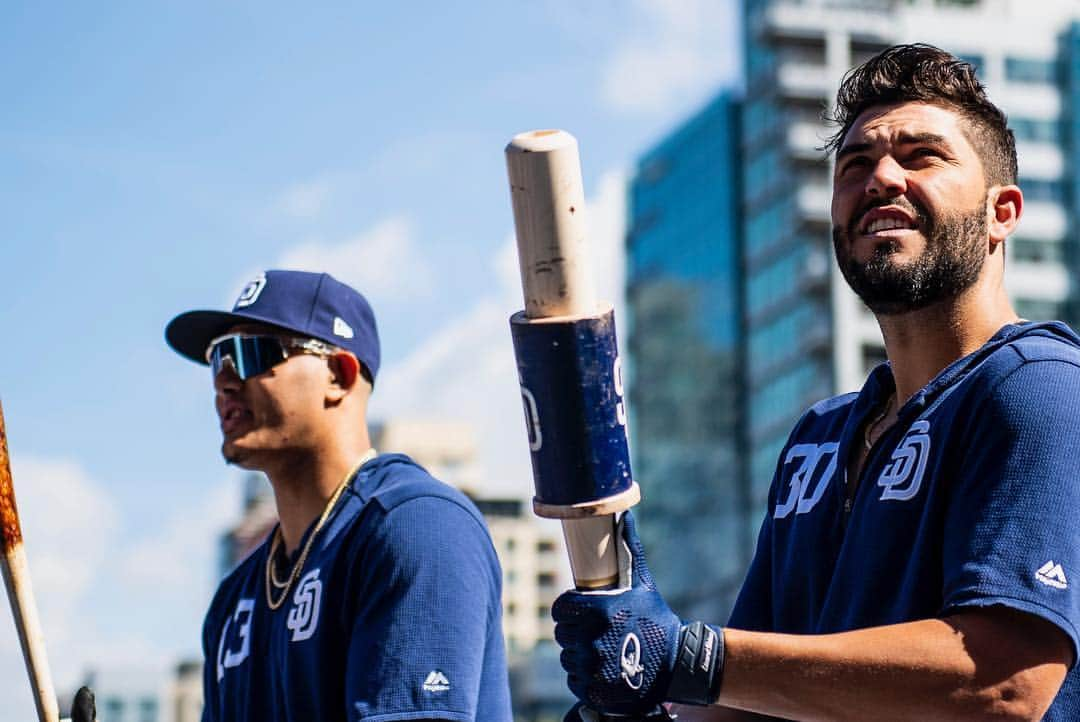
[506,129,640,591]
[0,401,60,722]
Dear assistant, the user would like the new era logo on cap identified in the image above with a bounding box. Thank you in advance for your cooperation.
[333,316,354,339]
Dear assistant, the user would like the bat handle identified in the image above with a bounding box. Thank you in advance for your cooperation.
[3,546,60,722]
[562,515,623,590]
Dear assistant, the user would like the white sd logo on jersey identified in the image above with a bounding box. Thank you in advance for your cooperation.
[878,420,932,502]
[287,569,323,642]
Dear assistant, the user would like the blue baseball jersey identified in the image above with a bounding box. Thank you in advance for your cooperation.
[729,321,1080,719]
[201,454,512,722]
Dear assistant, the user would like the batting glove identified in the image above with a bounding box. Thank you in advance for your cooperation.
[70,686,96,722]
[552,511,725,715]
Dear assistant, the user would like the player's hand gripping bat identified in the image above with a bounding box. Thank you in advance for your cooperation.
[0,402,62,722]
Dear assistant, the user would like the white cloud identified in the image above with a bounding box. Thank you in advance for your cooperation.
[0,456,117,718]
[117,481,239,594]
[373,170,628,496]
[278,178,334,219]
[3,457,117,640]
[275,216,434,302]
[601,0,739,113]
[0,455,239,719]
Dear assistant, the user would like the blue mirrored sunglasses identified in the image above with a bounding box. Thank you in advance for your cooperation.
[206,334,339,380]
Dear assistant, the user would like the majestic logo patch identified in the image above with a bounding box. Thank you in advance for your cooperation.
[234,274,267,308]
[216,598,255,681]
[620,632,645,690]
[774,442,840,519]
[423,670,451,692]
[286,569,322,642]
[333,316,354,339]
[877,420,931,502]
[1036,561,1068,590]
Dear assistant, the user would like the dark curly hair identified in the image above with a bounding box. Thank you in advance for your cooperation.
[826,43,1017,185]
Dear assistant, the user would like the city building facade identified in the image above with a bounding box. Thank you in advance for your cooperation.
[625,93,749,621]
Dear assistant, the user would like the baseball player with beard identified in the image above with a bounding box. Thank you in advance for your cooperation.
[552,45,1080,721]
[160,269,511,722]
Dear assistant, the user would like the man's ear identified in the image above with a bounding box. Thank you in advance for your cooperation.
[988,184,1023,247]
[326,352,361,402]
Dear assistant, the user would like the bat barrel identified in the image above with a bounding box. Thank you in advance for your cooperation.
[506,129,597,319]
[506,130,639,590]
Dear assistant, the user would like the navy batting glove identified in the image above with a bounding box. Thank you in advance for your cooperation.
[552,511,724,714]
[70,686,96,722]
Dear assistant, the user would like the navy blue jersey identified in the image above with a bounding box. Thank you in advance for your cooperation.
[729,322,1080,719]
[202,454,512,722]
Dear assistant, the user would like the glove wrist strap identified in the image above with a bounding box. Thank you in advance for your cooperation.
[666,621,724,706]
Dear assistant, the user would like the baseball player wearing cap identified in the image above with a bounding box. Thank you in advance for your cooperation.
[163,270,512,722]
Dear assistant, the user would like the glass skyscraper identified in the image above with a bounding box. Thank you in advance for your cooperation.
[627,0,1080,622]
[626,93,748,621]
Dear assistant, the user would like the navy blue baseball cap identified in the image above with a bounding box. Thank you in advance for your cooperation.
[165,270,380,382]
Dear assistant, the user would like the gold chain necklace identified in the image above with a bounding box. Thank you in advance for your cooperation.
[264,448,377,610]
[863,394,894,451]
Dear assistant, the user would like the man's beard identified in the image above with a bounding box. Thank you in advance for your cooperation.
[832,196,988,315]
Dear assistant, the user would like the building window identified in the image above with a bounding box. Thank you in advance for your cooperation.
[537,572,556,587]
[851,39,890,67]
[537,540,556,553]
[105,698,125,719]
[780,35,826,67]
[957,53,984,74]
[861,343,888,378]
[139,698,158,722]
[747,245,808,317]
[1019,178,1065,203]
[1012,238,1063,264]
[1006,57,1057,84]
[1011,118,1061,144]
[1015,300,1060,321]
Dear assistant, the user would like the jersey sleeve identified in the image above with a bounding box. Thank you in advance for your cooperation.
[941,358,1080,659]
[344,496,502,721]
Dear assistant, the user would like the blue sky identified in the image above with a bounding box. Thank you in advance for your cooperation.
[0,1,739,712]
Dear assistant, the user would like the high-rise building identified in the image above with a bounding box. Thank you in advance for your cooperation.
[166,660,203,722]
[627,0,1080,621]
[625,93,748,622]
